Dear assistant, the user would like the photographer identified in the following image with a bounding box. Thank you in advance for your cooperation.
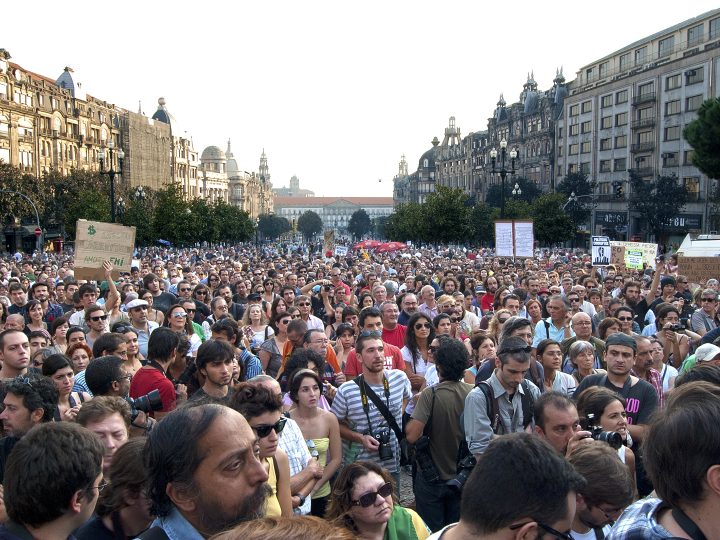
[406,336,474,532]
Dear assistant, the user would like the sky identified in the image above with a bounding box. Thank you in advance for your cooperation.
[3,1,719,197]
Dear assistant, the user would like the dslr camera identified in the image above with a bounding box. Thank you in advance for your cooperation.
[446,454,476,492]
[580,413,623,449]
[125,389,164,423]
[375,429,393,461]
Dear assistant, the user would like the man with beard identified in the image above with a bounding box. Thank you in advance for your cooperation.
[189,340,235,403]
[621,262,662,332]
[142,404,270,539]
[398,292,418,326]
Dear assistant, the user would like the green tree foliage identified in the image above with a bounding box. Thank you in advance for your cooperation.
[151,183,192,245]
[629,172,689,242]
[531,193,575,245]
[258,214,291,240]
[384,203,425,242]
[297,210,323,240]
[485,177,542,208]
[0,161,44,227]
[556,172,597,227]
[502,199,532,220]
[347,209,372,240]
[684,97,720,179]
[213,200,254,243]
[469,203,495,245]
[373,216,389,239]
[422,186,472,243]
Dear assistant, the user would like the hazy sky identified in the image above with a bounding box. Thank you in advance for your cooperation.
[3,1,718,197]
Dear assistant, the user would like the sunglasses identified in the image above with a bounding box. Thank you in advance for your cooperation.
[359,330,382,338]
[279,319,291,325]
[172,313,188,319]
[195,290,208,295]
[414,322,432,330]
[179,288,191,292]
[352,482,393,507]
[701,298,717,302]
[617,317,633,321]
[185,308,196,313]
[510,521,574,540]
[497,318,510,324]
[253,417,287,438]
[90,315,108,322]
[428,346,438,354]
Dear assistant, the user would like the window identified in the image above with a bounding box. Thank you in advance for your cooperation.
[557,127,563,139]
[599,62,609,79]
[686,94,703,112]
[683,177,700,201]
[664,126,680,141]
[569,104,580,116]
[580,162,591,174]
[568,163,578,174]
[711,17,720,40]
[557,145,564,157]
[666,74,681,90]
[582,101,592,113]
[569,124,580,136]
[638,82,654,96]
[601,95,613,108]
[638,107,654,120]
[665,100,681,116]
[581,121,592,133]
[663,152,679,167]
[638,131,653,144]
[619,53,630,71]
[586,67,595,83]
[684,150,695,165]
[599,160,611,172]
[615,135,627,148]
[635,46,647,66]
[687,24,703,47]
[616,89,628,104]
[601,116,613,129]
[616,112,628,126]
[686,67,704,85]
[569,144,579,155]
[581,141,591,154]
[659,35,675,57]
[600,138,612,150]
[614,158,627,171]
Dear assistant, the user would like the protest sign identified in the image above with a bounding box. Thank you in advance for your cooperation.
[679,256,719,284]
[74,220,136,281]
[591,236,611,266]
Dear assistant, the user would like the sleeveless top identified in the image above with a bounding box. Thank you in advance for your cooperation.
[311,438,331,499]
[53,392,85,422]
[264,456,282,517]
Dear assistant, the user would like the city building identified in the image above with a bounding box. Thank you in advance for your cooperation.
[273,196,393,232]
[555,8,720,241]
[272,174,315,197]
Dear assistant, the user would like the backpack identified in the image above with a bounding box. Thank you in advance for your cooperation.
[473,378,535,434]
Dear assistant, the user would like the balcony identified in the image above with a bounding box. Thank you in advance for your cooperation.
[629,167,655,177]
[631,117,656,129]
[632,92,656,106]
[631,142,655,153]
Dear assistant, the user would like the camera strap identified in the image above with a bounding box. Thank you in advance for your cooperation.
[671,506,707,540]
[147,360,169,378]
[354,375,403,442]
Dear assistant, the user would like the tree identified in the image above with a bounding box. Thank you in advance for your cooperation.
[213,201,254,243]
[629,171,689,242]
[297,210,323,240]
[556,172,597,228]
[347,209,372,240]
[485,177,542,209]
[152,184,193,245]
[531,193,575,245]
[684,97,720,179]
[258,214,291,240]
[384,203,425,242]
[502,199,532,220]
[422,186,472,244]
[373,216,389,239]
[469,203,495,245]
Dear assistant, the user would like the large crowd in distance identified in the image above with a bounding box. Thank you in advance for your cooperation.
[0,242,717,540]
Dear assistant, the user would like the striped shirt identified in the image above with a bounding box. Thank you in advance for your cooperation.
[331,369,412,473]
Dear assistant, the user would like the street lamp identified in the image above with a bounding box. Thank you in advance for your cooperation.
[116,197,126,220]
[490,138,518,218]
[98,140,125,223]
[134,186,146,202]
[254,217,260,247]
[512,183,522,197]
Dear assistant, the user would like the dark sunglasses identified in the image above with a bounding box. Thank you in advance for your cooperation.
[179,288,191,292]
[90,315,108,322]
[428,346,438,354]
[253,417,287,438]
[352,482,393,507]
[701,298,717,302]
[414,322,432,330]
[359,330,382,338]
[185,309,196,313]
[497,318,510,324]
[617,316,633,321]
[279,319,291,325]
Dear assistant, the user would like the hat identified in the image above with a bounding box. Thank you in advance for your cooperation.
[126,299,148,310]
[660,276,676,289]
[475,286,486,294]
[539,287,550,295]
[605,333,637,352]
[695,344,720,363]
[247,293,262,302]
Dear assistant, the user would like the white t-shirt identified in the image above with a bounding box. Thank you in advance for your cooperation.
[571,525,611,540]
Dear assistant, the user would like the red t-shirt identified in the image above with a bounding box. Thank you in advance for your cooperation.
[343,342,405,377]
[382,324,407,349]
[129,366,176,416]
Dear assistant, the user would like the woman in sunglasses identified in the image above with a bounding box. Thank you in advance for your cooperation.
[401,313,435,416]
[231,383,293,517]
[326,461,430,540]
[163,304,201,357]
[259,312,290,378]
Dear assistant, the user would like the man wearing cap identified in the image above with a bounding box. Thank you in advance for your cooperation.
[679,343,720,373]
[575,333,658,445]
[126,298,159,358]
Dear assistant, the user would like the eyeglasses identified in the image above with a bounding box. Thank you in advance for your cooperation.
[185,309,196,313]
[359,330,382,338]
[179,288,191,292]
[90,315,108,322]
[414,322,432,330]
[279,319,291,325]
[352,482,393,507]
[569,298,580,303]
[428,346,438,354]
[497,318,510,324]
[595,505,624,522]
[510,521,574,540]
[115,374,132,382]
[617,317,633,321]
[91,482,108,494]
[701,298,717,303]
[172,313,188,319]
[209,278,219,282]
[253,417,287,438]
[291,314,301,319]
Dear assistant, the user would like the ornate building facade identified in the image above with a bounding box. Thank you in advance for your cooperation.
[273,197,393,232]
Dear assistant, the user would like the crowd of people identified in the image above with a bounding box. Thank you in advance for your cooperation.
[0,242,717,539]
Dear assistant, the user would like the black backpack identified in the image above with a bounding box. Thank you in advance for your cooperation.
[473,377,535,434]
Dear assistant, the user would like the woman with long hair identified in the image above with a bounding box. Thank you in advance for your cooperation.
[24,299,49,337]
[259,312,291,378]
[333,323,355,373]
[164,304,201,357]
[261,278,277,306]
[241,303,275,355]
[536,339,576,396]
[598,317,622,341]
[230,383,293,517]
[401,313,434,408]
[42,354,92,422]
[326,461,429,540]
[652,304,690,369]
[526,298,544,327]
[359,293,375,310]
[487,309,511,344]
[270,297,289,321]
[286,369,341,518]
[325,302,347,340]
[0,301,7,331]
[114,325,144,377]
[464,334,496,384]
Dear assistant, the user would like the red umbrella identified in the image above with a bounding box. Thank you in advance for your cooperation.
[376,242,407,253]
[353,239,382,250]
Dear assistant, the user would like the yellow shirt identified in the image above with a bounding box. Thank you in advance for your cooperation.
[264,456,282,517]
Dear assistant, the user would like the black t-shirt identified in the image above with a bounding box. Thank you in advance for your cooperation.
[575,374,658,425]
[75,515,114,540]
[0,436,19,484]
[152,291,178,315]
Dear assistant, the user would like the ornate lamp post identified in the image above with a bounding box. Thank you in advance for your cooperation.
[489,139,518,218]
[98,140,125,223]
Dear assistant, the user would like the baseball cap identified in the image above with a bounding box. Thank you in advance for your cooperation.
[695,344,720,363]
[126,299,148,310]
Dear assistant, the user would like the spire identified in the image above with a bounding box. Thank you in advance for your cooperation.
[226,138,234,158]
[497,93,506,107]
[138,100,142,114]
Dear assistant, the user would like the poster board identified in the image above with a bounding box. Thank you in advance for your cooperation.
[334,246,348,257]
[679,256,719,284]
[609,241,658,271]
[591,236,611,266]
[74,220,136,281]
[513,221,535,258]
[494,221,514,257]
[323,230,334,254]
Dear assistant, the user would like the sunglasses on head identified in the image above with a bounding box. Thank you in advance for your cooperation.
[253,417,287,438]
[352,482,393,507]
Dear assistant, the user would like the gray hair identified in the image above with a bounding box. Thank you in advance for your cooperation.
[569,340,595,360]
[548,295,570,311]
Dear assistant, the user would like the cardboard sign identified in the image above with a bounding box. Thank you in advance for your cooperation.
[625,250,644,269]
[323,230,334,254]
[679,256,719,284]
[74,220,136,281]
[592,236,611,266]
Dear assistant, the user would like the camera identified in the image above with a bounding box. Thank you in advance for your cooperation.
[446,454,476,492]
[125,389,164,422]
[580,413,623,449]
[375,429,394,461]
[323,284,332,292]
[669,323,685,332]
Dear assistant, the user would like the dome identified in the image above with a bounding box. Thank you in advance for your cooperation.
[56,67,85,100]
[523,91,540,114]
[201,146,226,161]
[418,146,437,170]
[152,97,176,126]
